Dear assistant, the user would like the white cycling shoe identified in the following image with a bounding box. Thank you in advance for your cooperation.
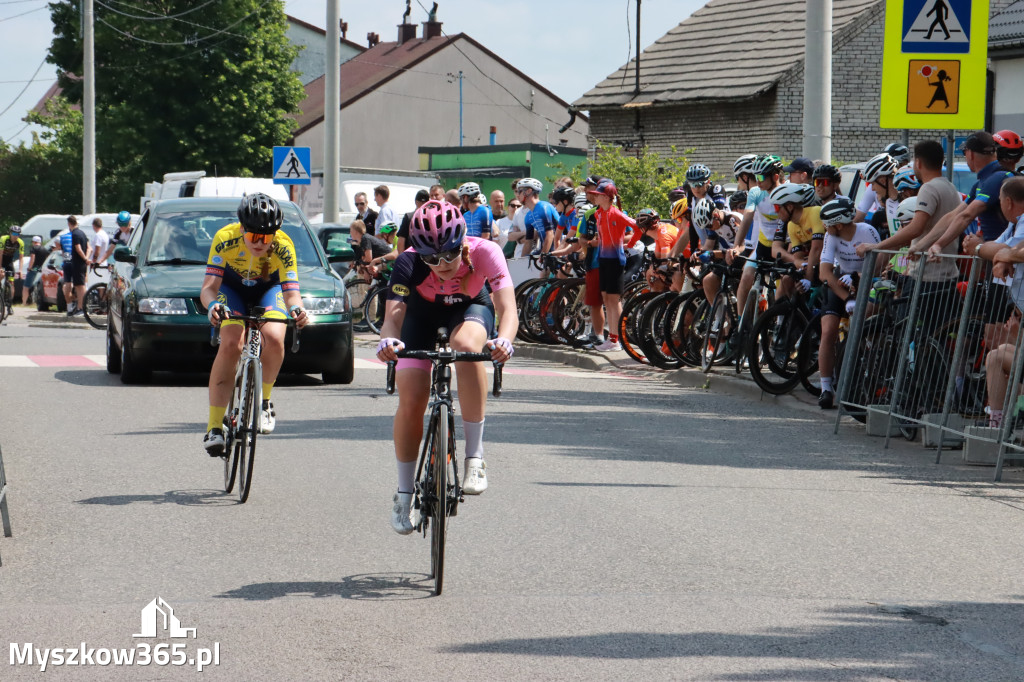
[463,458,488,495]
[259,400,276,434]
[391,492,420,535]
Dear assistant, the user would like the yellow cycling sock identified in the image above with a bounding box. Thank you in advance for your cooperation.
[262,383,273,402]
[208,405,227,432]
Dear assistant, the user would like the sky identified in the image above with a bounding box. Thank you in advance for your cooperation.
[0,0,705,147]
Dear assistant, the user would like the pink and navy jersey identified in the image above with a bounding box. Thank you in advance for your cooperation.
[386,237,512,306]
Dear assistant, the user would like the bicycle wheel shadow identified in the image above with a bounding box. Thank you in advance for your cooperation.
[213,573,434,601]
[75,489,235,507]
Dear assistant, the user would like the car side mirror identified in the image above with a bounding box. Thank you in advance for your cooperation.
[113,245,136,263]
[326,247,348,263]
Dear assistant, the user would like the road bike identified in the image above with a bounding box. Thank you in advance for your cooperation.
[0,269,11,325]
[212,307,299,503]
[83,263,111,330]
[385,328,503,595]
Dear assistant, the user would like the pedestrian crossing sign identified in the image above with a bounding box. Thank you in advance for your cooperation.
[880,0,988,128]
[902,0,971,54]
[272,146,311,185]
[906,60,960,114]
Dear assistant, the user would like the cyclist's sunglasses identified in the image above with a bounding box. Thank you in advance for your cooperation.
[420,249,461,266]
[813,178,834,187]
[245,231,274,245]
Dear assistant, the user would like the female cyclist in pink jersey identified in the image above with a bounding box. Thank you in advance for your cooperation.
[376,200,517,534]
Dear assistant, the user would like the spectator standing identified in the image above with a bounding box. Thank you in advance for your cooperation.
[784,157,815,185]
[428,184,446,202]
[374,185,397,237]
[445,188,460,205]
[62,217,90,315]
[354,192,378,234]
[22,235,48,304]
[494,198,518,253]
[395,189,430,258]
[490,189,506,222]
[586,179,638,352]
[87,217,110,267]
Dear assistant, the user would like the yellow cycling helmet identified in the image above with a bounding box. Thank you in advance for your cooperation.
[670,197,689,221]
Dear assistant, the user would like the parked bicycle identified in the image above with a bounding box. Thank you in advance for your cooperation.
[385,328,503,596]
[83,263,111,330]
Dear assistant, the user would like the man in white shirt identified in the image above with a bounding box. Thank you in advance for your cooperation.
[374,185,397,232]
[87,217,110,266]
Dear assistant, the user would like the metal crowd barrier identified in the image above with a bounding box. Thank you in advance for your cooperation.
[834,247,1024,481]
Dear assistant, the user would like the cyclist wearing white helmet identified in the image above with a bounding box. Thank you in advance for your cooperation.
[817,197,880,409]
[770,183,824,297]
[458,182,493,241]
[516,177,558,257]
[859,153,900,238]
[732,154,785,315]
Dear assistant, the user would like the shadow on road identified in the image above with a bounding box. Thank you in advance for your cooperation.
[53,370,324,388]
[214,573,434,601]
[441,600,1024,678]
[533,482,678,488]
[76,489,234,507]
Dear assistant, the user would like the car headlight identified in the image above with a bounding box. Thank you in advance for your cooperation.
[138,297,189,315]
[302,296,346,315]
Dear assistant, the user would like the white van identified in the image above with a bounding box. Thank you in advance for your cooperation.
[294,168,438,223]
[140,171,288,213]
[20,214,76,241]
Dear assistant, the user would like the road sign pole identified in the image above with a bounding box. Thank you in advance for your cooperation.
[947,129,955,180]
[324,0,341,223]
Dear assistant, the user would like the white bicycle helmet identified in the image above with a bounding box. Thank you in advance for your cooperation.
[863,153,897,183]
[516,177,543,195]
[883,142,911,167]
[799,183,819,207]
[893,166,920,192]
[691,197,716,231]
[573,193,590,211]
[457,182,481,198]
[733,154,757,179]
[820,197,857,227]
[896,196,918,225]
[768,182,807,207]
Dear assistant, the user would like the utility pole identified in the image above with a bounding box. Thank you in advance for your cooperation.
[802,0,832,162]
[448,71,464,146]
[82,0,96,214]
[323,1,341,222]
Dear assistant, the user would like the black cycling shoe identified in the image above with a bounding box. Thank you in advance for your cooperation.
[204,428,226,457]
[818,390,835,410]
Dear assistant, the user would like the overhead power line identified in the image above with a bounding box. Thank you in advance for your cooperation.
[0,58,47,119]
[99,0,222,21]
[0,4,45,21]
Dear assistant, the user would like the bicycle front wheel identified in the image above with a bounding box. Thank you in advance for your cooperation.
[430,403,449,596]
[236,364,260,503]
[701,291,730,373]
[363,285,388,334]
[83,283,109,330]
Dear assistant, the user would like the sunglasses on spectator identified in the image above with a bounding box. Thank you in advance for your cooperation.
[420,249,461,266]
[355,201,366,207]
[245,231,274,245]
[509,202,522,208]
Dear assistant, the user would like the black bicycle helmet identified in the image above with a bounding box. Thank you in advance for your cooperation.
[728,190,748,211]
[812,164,841,183]
[635,208,659,228]
[237,193,283,234]
[668,185,688,202]
[552,186,577,205]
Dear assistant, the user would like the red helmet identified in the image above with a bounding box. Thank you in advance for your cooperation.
[592,179,618,198]
[994,129,1023,151]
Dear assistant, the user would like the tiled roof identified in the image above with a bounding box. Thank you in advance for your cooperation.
[991,0,1024,46]
[574,0,880,109]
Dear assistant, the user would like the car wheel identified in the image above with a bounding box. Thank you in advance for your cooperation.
[106,322,121,374]
[322,341,354,385]
[35,282,48,311]
[119,319,150,384]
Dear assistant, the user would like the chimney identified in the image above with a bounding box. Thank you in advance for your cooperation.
[398,22,417,44]
[489,126,497,146]
[366,32,380,48]
[424,2,442,38]
[340,20,348,39]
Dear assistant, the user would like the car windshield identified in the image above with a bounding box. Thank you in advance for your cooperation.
[145,206,322,266]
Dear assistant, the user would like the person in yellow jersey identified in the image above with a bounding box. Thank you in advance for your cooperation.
[770,183,825,299]
[199,193,309,456]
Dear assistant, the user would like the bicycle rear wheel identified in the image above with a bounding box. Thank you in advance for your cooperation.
[429,403,449,595]
[363,285,388,334]
[701,291,731,373]
[83,283,109,330]
[748,300,805,395]
[236,364,260,503]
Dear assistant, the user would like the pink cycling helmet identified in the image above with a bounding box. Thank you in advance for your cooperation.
[409,200,467,255]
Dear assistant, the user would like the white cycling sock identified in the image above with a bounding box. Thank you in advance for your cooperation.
[463,418,485,460]
[396,460,416,494]
[821,376,834,393]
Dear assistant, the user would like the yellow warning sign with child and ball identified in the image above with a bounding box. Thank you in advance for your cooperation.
[880,0,987,129]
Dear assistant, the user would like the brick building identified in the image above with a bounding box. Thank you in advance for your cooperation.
[574,0,1016,176]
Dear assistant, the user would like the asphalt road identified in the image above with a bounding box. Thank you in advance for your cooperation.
[2,309,1024,680]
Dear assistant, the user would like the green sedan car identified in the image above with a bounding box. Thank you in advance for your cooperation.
[107,197,354,384]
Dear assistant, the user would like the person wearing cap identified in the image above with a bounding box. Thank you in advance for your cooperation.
[22,234,49,305]
[922,131,1015,255]
[585,179,638,352]
[784,157,815,185]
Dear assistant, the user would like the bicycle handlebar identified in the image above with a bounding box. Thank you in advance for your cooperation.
[384,349,504,397]
[209,307,302,353]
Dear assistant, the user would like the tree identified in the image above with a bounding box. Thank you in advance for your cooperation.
[0,97,83,229]
[47,0,304,209]
[547,141,694,217]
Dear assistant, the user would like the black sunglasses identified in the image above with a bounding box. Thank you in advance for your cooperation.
[420,249,461,266]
